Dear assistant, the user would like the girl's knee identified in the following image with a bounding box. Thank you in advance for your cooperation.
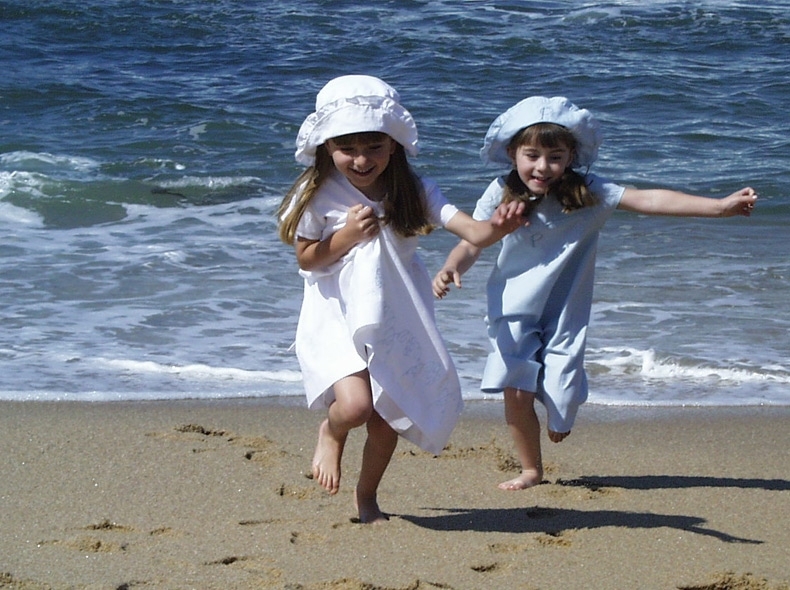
[332,371,375,426]
[330,394,373,427]
[344,399,374,426]
[504,388,536,405]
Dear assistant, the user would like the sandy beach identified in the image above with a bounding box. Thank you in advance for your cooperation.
[1,399,788,590]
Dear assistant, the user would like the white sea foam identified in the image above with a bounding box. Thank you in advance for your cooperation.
[0,197,44,227]
[152,176,261,190]
[94,357,302,383]
[589,346,789,382]
[0,151,100,174]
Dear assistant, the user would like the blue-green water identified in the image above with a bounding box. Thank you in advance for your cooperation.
[1,0,788,405]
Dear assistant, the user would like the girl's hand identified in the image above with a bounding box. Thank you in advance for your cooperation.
[432,267,459,299]
[491,200,529,234]
[720,187,758,217]
[343,204,380,242]
[294,204,381,271]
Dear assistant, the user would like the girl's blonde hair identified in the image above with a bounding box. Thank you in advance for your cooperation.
[278,132,432,245]
[502,123,597,214]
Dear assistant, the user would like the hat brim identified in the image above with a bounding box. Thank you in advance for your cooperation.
[295,96,419,166]
[480,96,601,168]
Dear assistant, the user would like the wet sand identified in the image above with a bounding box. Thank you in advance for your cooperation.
[1,399,788,589]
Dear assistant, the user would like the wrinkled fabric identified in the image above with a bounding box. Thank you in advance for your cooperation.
[473,173,624,433]
[292,171,462,455]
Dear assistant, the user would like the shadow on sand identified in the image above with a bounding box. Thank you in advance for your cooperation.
[397,505,761,543]
[396,474,784,543]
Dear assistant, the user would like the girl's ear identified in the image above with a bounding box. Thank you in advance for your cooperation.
[506,145,517,164]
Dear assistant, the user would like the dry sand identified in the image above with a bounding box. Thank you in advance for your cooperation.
[1,399,788,590]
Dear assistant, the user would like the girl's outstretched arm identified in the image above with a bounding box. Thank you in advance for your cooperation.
[618,186,757,217]
[444,200,526,248]
[432,239,482,299]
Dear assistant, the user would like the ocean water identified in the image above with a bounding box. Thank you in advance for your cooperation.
[1,0,788,406]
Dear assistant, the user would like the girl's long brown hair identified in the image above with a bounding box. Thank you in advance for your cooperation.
[502,123,597,214]
[278,132,433,245]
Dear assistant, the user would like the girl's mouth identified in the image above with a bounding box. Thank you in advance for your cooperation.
[351,166,375,177]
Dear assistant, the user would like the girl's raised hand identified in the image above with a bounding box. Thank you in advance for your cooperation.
[491,199,529,234]
[720,187,758,217]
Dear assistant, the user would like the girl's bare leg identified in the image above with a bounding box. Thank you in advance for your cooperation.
[498,388,544,490]
[312,370,373,495]
[355,410,398,524]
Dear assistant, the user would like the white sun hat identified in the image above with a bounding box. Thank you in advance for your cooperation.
[294,75,419,166]
[480,96,602,169]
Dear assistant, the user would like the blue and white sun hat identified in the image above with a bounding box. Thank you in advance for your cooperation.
[480,96,602,169]
[294,75,419,166]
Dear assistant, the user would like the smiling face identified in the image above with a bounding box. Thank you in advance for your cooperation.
[325,132,396,200]
[509,143,574,196]
[506,123,577,196]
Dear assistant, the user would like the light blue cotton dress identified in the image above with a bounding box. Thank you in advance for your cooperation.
[473,173,624,433]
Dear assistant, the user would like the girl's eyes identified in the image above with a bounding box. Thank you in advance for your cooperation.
[524,151,567,162]
[341,144,384,154]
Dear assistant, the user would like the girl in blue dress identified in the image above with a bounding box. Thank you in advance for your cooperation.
[433,96,758,491]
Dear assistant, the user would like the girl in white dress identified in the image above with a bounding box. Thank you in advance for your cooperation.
[278,75,524,522]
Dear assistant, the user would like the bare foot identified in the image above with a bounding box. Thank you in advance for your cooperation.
[355,489,388,524]
[498,468,543,490]
[548,429,570,443]
[312,419,345,495]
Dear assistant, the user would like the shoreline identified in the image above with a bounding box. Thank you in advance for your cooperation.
[2,399,788,589]
[5,393,788,414]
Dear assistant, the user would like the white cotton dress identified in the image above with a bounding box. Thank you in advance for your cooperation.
[292,170,463,455]
[473,173,625,433]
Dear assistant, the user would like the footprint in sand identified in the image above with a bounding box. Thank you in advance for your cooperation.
[84,519,135,532]
[204,555,250,566]
[42,520,183,555]
[535,530,573,547]
[41,536,127,554]
[202,555,284,585]
[38,520,138,553]
[488,541,531,554]
[678,571,787,590]
[276,482,320,500]
[551,477,620,500]
[471,561,501,572]
[288,530,328,545]
[148,423,287,466]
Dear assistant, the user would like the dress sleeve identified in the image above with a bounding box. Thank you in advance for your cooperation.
[295,202,325,241]
[421,177,459,227]
[472,177,506,221]
[280,181,326,242]
[586,173,626,209]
